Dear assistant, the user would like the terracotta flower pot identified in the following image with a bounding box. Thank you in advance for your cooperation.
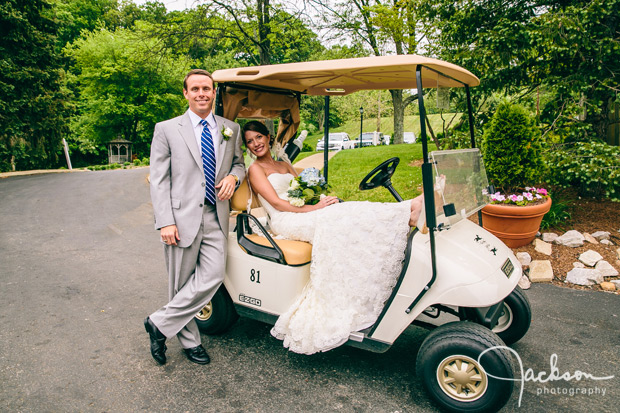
[481,197,552,248]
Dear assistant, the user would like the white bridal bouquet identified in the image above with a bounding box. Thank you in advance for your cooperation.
[286,168,329,207]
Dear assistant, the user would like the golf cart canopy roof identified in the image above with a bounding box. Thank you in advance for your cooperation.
[212,55,480,96]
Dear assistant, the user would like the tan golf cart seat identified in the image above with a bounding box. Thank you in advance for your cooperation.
[231,177,312,266]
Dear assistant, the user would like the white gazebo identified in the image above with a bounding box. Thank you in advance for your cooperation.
[107,138,132,164]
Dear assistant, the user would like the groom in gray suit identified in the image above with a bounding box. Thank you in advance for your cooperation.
[144,69,245,365]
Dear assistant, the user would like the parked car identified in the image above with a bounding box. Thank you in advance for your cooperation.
[403,132,417,143]
[353,131,384,147]
[316,132,353,151]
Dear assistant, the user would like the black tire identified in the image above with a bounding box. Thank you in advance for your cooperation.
[416,322,515,413]
[195,286,238,334]
[492,286,532,345]
[460,286,532,346]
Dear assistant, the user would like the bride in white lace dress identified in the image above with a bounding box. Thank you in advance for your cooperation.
[242,121,423,354]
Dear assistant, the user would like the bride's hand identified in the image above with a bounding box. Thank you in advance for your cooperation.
[315,196,339,209]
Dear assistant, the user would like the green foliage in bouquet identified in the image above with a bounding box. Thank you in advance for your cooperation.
[286,168,330,206]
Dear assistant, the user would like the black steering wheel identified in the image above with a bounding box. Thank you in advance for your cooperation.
[359,157,400,191]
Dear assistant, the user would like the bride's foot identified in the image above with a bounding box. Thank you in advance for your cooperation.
[409,196,423,227]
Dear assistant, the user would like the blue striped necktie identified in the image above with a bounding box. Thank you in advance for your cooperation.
[199,119,217,204]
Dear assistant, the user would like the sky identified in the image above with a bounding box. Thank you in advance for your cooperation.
[132,0,195,12]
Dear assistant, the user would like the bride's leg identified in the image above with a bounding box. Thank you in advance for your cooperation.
[409,195,423,227]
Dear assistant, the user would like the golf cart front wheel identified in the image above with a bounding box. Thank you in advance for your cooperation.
[416,322,514,413]
[461,285,532,345]
[195,286,238,334]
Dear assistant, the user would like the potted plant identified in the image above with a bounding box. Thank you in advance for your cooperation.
[480,101,551,247]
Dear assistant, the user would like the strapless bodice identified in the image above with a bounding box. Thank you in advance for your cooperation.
[266,173,294,201]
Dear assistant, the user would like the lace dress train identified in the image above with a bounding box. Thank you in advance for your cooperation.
[257,173,411,354]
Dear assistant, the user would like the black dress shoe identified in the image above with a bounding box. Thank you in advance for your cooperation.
[183,345,210,365]
[144,317,167,365]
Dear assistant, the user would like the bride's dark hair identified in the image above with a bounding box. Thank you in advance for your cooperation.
[242,120,274,146]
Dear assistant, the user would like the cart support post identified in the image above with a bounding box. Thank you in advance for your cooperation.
[215,85,224,117]
[323,95,330,183]
[466,85,476,148]
[465,85,485,226]
[407,66,438,314]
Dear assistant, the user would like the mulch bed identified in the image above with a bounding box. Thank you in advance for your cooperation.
[511,196,619,294]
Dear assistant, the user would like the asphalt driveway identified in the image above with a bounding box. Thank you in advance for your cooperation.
[0,169,618,412]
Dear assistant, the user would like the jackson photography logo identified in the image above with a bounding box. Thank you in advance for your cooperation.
[478,346,615,407]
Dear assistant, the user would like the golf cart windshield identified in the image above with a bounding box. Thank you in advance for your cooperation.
[431,149,489,226]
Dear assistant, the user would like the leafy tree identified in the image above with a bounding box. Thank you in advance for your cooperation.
[427,0,620,144]
[311,0,427,144]
[106,0,170,29]
[0,0,70,172]
[52,0,170,51]
[51,0,118,50]
[155,2,322,67]
[66,22,188,163]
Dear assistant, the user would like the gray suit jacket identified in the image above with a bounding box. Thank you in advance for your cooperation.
[150,110,246,247]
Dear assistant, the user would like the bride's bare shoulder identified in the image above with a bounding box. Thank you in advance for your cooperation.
[248,163,266,176]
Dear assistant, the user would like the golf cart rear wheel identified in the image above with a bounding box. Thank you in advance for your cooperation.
[195,286,238,334]
[416,322,514,413]
[461,286,532,345]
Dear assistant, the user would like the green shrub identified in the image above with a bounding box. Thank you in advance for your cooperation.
[141,157,149,166]
[481,102,544,192]
[544,141,620,201]
[301,142,313,152]
[133,159,141,166]
[124,161,131,166]
[540,195,572,229]
[110,163,121,169]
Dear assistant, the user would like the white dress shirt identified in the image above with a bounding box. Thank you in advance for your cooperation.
[188,109,220,162]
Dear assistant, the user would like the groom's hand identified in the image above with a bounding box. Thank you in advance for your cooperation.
[216,175,237,201]
[161,225,179,246]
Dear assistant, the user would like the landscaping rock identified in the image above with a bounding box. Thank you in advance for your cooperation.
[542,232,559,243]
[600,281,616,291]
[595,260,619,277]
[565,268,604,286]
[591,231,610,240]
[534,239,552,255]
[601,239,613,246]
[573,262,586,268]
[518,275,531,290]
[583,233,598,244]
[611,280,620,289]
[516,252,532,267]
[529,260,554,282]
[579,250,604,267]
[555,230,585,247]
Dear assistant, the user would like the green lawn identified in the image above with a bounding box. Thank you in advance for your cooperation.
[295,143,436,203]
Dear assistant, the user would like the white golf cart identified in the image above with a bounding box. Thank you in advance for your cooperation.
[195,56,531,412]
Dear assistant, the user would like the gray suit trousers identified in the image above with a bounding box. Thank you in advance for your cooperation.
[149,203,226,349]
